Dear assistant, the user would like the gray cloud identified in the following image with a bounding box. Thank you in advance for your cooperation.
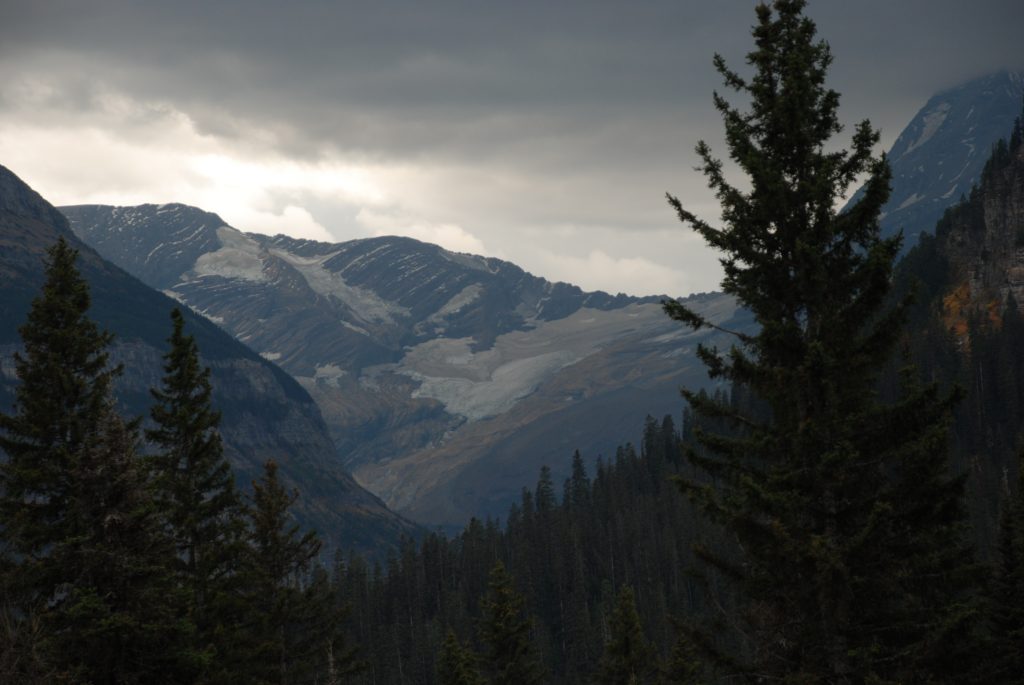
[1,1,1022,295]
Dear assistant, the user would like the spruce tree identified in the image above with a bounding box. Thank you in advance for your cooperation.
[0,239,193,682]
[0,237,120,598]
[56,409,195,683]
[239,459,340,685]
[988,449,1024,683]
[436,629,484,685]
[479,561,543,685]
[596,586,655,685]
[664,1,978,681]
[660,628,704,685]
[146,307,243,673]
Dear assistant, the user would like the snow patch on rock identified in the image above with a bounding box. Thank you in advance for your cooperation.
[427,284,483,323]
[269,248,409,326]
[193,227,267,283]
[407,349,578,420]
[313,364,348,388]
[898,193,925,210]
[904,102,951,156]
[396,300,735,421]
[441,250,495,273]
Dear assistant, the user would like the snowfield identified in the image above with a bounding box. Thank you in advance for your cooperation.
[193,227,267,282]
[395,299,735,421]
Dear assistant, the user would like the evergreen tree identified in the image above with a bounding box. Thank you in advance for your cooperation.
[146,307,243,670]
[56,409,194,684]
[305,564,362,685]
[479,561,543,685]
[535,466,557,513]
[660,628,704,685]
[0,239,192,682]
[436,629,483,685]
[988,449,1024,683]
[0,600,55,684]
[0,237,120,600]
[596,586,655,685]
[240,459,347,685]
[566,450,591,511]
[663,1,978,681]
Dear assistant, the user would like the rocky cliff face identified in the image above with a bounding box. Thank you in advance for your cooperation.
[62,203,740,528]
[0,165,417,554]
[848,71,1024,254]
[937,132,1024,329]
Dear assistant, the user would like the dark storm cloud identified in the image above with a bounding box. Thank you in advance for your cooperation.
[2,0,1021,161]
[1,0,1021,295]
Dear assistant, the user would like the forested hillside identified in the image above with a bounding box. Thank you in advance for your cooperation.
[893,111,1024,551]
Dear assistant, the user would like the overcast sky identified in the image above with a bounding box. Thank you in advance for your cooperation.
[1,1,1022,296]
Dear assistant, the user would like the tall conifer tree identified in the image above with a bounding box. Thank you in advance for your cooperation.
[0,237,120,597]
[988,449,1024,683]
[596,586,655,685]
[147,307,243,673]
[237,460,353,685]
[436,629,484,685]
[479,561,544,685]
[57,409,195,683]
[665,1,978,681]
[0,239,191,681]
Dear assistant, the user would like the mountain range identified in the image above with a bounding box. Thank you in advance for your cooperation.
[0,164,417,554]
[0,71,1010,536]
[61,204,742,528]
[58,72,1021,530]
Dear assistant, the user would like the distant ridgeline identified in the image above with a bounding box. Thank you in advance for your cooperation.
[58,72,1023,533]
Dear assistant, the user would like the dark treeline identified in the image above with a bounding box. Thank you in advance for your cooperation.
[334,414,715,684]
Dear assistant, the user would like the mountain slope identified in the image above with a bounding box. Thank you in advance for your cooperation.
[0,165,417,553]
[882,112,1024,552]
[63,203,740,528]
[851,71,1024,253]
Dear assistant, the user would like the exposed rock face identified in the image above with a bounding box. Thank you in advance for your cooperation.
[848,71,1024,254]
[0,165,417,554]
[63,202,741,528]
[938,140,1024,325]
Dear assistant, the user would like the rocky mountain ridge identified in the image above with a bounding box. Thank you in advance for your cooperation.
[63,202,739,528]
[58,74,1024,529]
